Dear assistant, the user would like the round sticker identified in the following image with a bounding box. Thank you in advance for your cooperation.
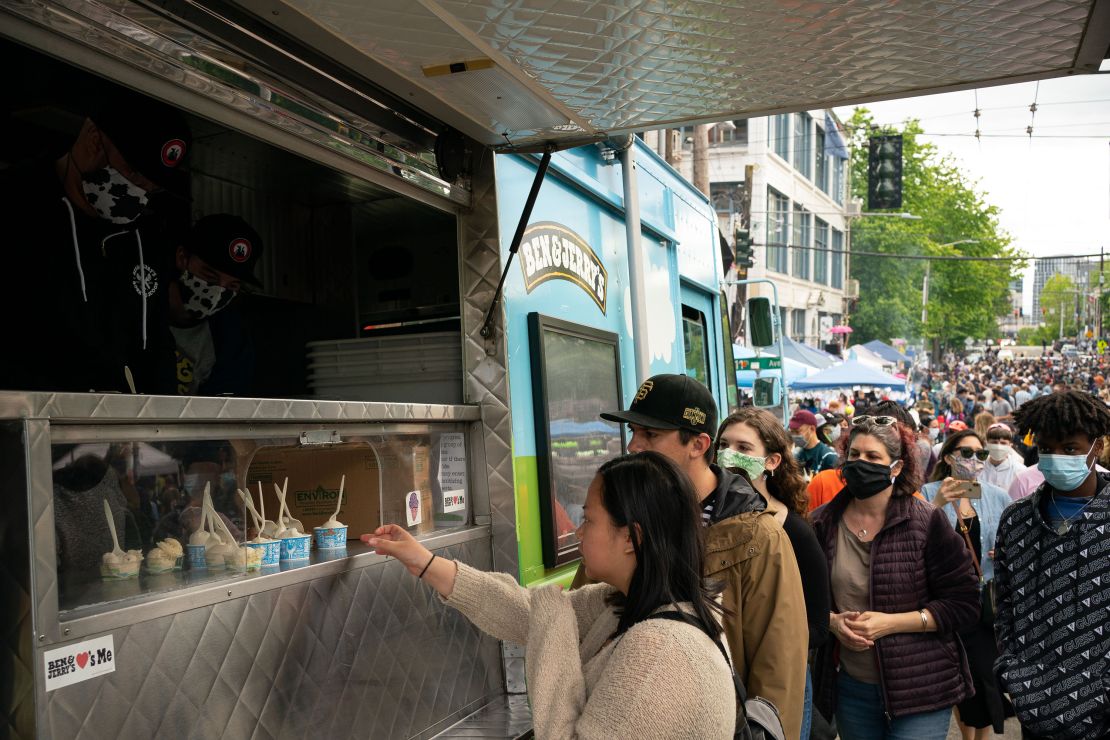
[228,238,252,263]
[161,139,186,167]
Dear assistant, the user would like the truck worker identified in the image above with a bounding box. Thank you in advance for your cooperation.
[0,90,191,393]
[578,373,808,740]
[168,214,262,395]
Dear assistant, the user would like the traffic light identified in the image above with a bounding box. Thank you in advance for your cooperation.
[735,228,755,268]
[867,134,903,210]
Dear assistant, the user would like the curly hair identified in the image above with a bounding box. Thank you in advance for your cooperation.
[844,419,921,498]
[929,430,983,483]
[1012,389,1110,441]
[715,408,809,518]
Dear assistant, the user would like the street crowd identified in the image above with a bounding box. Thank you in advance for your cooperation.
[365,347,1110,740]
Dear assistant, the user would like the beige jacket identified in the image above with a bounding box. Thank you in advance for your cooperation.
[446,562,735,739]
[572,509,808,740]
[705,511,807,740]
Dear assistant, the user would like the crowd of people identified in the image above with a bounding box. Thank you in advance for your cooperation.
[364,351,1109,740]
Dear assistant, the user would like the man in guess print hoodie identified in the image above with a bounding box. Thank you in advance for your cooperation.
[994,390,1110,739]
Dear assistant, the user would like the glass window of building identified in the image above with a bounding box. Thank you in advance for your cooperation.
[710,181,745,217]
[767,188,790,274]
[815,127,827,193]
[831,228,844,288]
[711,119,748,146]
[794,112,812,180]
[772,114,791,161]
[792,204,811,280]
[814,218,829,284]
[832,157,845,205]
[791,309,806,339]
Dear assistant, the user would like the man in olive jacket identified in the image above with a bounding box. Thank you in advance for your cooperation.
[573,374,808,739]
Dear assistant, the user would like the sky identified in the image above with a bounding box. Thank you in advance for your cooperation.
[834,64,1110,312]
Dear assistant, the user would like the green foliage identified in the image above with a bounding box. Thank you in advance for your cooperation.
[1040,273,1078,338]
[846,111,1023,350]
[1017,325,1057,346]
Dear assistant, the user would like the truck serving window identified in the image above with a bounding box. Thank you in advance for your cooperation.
[682,305,711,388]
[528,314,624,568]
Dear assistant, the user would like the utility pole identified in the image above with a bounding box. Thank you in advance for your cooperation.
[733,164,755,342]
[1099,247,1104,340]
[692,124,710,196]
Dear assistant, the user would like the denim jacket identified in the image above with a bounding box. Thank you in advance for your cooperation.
[920,479,1011,584]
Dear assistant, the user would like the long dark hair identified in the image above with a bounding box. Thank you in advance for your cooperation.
[716,408,809,518]
[598,452,724,639]
[929,429,982,483]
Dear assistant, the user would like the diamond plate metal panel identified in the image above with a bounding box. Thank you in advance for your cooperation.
[0,423,34,740]
[457,150,525,696]
[0,392,480,423]
[36,540,501,739]
[253,0,1102,148]
[458,150,517,581]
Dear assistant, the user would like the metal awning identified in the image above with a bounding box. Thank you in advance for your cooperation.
[233,0,1110,151]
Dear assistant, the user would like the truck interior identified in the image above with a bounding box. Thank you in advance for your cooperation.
[0,38,464,402]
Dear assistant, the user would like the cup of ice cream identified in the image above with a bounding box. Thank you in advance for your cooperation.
[247,537,280,567]
[145,538,185,573]
[101,549,142,579]
[226,545,263,572]
[279,529,311,561]
[313,514,347,550]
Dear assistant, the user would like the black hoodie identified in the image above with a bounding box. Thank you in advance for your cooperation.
[0,158,176,393]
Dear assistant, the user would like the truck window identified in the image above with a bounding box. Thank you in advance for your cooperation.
[682,305,711,387]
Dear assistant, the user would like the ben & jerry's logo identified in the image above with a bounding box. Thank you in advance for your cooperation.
[519,222,608,312]
[683,407,707,426]
[635,380,654,402]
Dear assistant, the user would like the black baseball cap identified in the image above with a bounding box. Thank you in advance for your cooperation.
[92,92,191,193]
[186,214,263,286]
[601,373,717,437]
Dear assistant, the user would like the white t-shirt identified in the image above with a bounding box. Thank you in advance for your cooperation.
[980,454,1025,491]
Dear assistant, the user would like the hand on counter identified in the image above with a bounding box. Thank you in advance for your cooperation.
[362,524,457,597]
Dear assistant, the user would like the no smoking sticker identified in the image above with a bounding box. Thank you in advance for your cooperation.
[44,635,116,691]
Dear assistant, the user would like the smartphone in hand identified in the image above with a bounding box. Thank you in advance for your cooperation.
[951,480,982,499]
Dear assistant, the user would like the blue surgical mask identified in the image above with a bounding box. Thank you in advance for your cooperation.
[1038,444,1096,492]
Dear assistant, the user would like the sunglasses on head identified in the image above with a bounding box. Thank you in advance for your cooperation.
[953,447,990,461]
[851,415,897,427]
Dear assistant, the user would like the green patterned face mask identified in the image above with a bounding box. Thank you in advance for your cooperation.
[718,448,766,481]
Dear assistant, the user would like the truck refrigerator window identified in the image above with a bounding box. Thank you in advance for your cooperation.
[528,314,624,568]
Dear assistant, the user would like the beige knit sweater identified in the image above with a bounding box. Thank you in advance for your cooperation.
[445,562,735,739]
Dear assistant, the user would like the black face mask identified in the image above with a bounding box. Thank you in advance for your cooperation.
[842,459,897,500]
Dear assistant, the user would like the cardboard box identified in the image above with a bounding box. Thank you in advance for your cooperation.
[247,443,381,540]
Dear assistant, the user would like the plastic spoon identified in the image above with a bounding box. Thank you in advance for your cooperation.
[328,475,346,523]
[102,498,126,561]
[238,488,262,533]
[272,482,288,538]
[278,477,303,533]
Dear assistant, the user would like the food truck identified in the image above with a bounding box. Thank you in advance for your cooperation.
[2,1,1104,737]
[0,4,736,737]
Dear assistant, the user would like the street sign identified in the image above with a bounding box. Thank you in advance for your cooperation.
[737,357,782,371]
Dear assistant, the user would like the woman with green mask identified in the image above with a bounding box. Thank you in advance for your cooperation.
[716,407,830,739]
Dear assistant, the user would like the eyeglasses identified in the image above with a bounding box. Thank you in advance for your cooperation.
[851,415,897,427]
[954,447,990,461]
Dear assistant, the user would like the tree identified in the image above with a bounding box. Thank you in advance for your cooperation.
[846,110,1023,353]
[1041,273,1077,339]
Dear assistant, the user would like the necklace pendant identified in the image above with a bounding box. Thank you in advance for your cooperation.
[1057,521,1070,536]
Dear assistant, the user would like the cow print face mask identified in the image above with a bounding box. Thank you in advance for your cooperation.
[178,270,235,320]
[81,166,148,224]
